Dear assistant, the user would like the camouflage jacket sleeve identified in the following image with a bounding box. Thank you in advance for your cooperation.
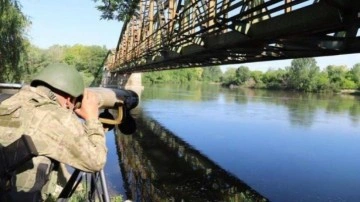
[33,104,107,172]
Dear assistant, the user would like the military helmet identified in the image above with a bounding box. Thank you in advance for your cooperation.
[31,63,85,97]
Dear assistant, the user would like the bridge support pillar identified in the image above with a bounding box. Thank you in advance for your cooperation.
[101,68,144,98]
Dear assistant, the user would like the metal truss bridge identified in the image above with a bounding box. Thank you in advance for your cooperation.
[105,0,360,74]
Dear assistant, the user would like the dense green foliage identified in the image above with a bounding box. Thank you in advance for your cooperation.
[93,0,140,21]
[222,58,360,92]
[287,58,319,91]
[202,66,222,82]
[142,66,222,84]
[143,58,360,93]
[22,44,108,86]
[0,0,30,82]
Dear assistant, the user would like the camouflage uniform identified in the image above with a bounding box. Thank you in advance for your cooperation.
[0,85,107,199]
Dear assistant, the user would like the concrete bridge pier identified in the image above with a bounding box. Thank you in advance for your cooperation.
[101,67,144,99]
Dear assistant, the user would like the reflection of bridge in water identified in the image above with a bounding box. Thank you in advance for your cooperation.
[115,108,268,202]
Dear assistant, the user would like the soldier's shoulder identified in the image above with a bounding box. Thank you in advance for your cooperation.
[38,104,80,123]
[2,86,43,104]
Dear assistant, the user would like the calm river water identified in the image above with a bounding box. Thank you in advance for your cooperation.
[105,83,360,202]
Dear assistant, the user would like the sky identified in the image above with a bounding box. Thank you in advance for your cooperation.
[20,0,360,72]
[21,0,123,49]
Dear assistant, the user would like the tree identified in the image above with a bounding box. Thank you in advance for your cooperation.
[142,68,203,84]
[93,0,140,21]
[250,70,265,88]
[46,45,66,63]
[20,44,108,86]
[201,66,222,82]
[262,68,288,89]
[287,58,319,91]
[235,66,251,85]
[325,65,356,90]
[326,65,347,84]
[21,45,50,82]
[222,68,236,85]
[0,0,30,82]
[68,45,108,86]
[314,71,330,91]
[349,63,360,86]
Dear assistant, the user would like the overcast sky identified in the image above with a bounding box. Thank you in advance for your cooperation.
[20,0,360,72]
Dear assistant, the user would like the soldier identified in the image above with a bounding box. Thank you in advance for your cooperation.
[0,63,107,201]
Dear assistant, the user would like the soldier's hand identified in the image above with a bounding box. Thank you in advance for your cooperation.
[74,89,99,120]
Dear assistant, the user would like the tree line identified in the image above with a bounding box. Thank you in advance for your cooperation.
[24,44,108,86]
[1,42,108,86]
[142,58,360,93]
[142,66,222,84]
[0,0,109,86]
[221,58,360,92]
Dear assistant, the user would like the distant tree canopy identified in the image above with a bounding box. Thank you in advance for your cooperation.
[93,0,140,21]
[222,58,360,92]
[287,58,319,91]
[143,58,360,93]
[202,66,222,82]
[142,66,223,84]
[235,66,251,85]
[0,0,30,82]
[143,68,203,84]
[22,44,108,86]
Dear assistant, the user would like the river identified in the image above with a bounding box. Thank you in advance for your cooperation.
[105,83,360,202]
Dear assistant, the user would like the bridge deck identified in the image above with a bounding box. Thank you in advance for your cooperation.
[105,0,360,73]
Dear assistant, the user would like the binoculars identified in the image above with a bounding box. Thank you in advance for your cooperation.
[83,87,139,134]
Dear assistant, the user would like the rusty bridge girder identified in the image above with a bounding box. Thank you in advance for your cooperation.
[106,0,360,73]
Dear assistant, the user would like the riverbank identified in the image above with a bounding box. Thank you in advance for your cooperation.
[341,89,360,95]
[224,83,360,96]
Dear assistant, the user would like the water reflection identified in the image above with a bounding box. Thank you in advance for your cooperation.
[128,84,360,201]
[115,108,268,202]
[142,83,221,102]
[143,85,360,127]
[236,89,360,127]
